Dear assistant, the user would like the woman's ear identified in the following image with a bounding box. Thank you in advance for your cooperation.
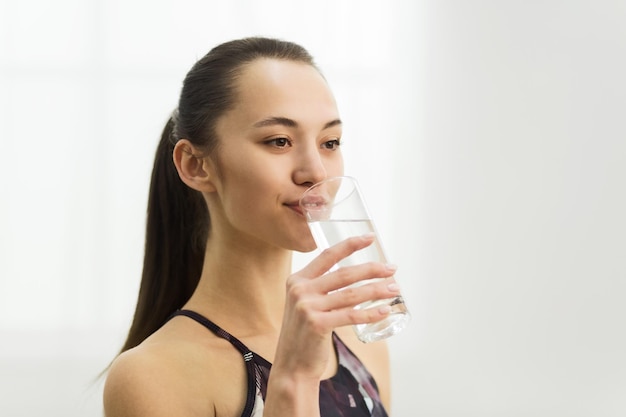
[172,139,217,192]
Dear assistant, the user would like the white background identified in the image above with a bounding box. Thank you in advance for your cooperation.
[1,1,625,416]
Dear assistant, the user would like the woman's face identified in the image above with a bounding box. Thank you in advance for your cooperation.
[206,58,344,252]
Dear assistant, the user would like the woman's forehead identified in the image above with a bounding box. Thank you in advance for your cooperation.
[228,59,339,127]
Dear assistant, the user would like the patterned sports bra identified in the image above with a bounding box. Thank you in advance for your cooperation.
[170,309,389,417]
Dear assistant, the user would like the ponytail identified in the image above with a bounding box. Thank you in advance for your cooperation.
[119,115,209,352]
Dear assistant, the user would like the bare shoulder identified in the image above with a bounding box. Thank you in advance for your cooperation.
[103,337,214,417]
[103,318,248,417]
[104,344,180,417]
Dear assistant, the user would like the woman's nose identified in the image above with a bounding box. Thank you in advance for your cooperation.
[293,147,327,187]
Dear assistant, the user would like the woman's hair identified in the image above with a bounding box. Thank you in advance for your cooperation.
[119,37,317,353]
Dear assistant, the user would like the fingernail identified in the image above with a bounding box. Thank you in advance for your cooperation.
[387,282,400,292]
[361,232,376,240]
[378,305,392,315]
[385,263,398,272]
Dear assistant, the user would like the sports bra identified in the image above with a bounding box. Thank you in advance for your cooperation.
[169,309,389,417]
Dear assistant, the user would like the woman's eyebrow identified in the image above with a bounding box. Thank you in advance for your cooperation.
[252,117,342,129]
[253,116,298,128]
[323,119,342,130]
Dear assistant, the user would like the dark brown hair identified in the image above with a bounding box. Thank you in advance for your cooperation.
[119,37,316,353]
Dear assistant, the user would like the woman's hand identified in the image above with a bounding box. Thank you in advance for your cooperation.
[264,233,399,415]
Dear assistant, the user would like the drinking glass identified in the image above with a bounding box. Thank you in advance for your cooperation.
[300,176,410,343]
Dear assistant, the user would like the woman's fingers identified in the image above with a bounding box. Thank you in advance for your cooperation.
[318,301,394,328]
[319,278,400,312]
[284,284,396,337]
[315,261,397,295]
[283,234,400,336]
[298,233,377,279]
[285,267,399,332]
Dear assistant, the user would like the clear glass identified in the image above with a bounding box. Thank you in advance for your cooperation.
[300,176,410,343]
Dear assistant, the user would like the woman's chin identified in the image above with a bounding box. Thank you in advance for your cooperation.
[291,236,318,253]
[296,245,318,254]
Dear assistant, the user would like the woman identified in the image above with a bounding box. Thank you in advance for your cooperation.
[104,37,399,417]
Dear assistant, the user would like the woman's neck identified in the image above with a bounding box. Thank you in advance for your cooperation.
[183,233,293,337]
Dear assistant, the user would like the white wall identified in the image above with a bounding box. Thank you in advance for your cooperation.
[393,1,626,416]
[1,1,624,416]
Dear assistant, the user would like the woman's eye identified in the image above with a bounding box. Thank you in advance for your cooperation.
[322,139,341,150]
[266,137,292,148]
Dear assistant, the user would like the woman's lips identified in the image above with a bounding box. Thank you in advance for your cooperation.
[285,202,304,216]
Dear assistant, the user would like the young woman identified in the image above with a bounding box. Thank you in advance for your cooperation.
[104,37,399,417]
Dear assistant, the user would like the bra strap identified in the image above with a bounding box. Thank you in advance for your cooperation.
[168,309,257,417]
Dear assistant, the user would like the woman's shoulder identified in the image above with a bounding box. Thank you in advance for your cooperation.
[103,319,248,417]
[103,338,193,416]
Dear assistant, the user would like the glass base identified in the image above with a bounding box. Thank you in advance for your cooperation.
[353,296,411,343]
